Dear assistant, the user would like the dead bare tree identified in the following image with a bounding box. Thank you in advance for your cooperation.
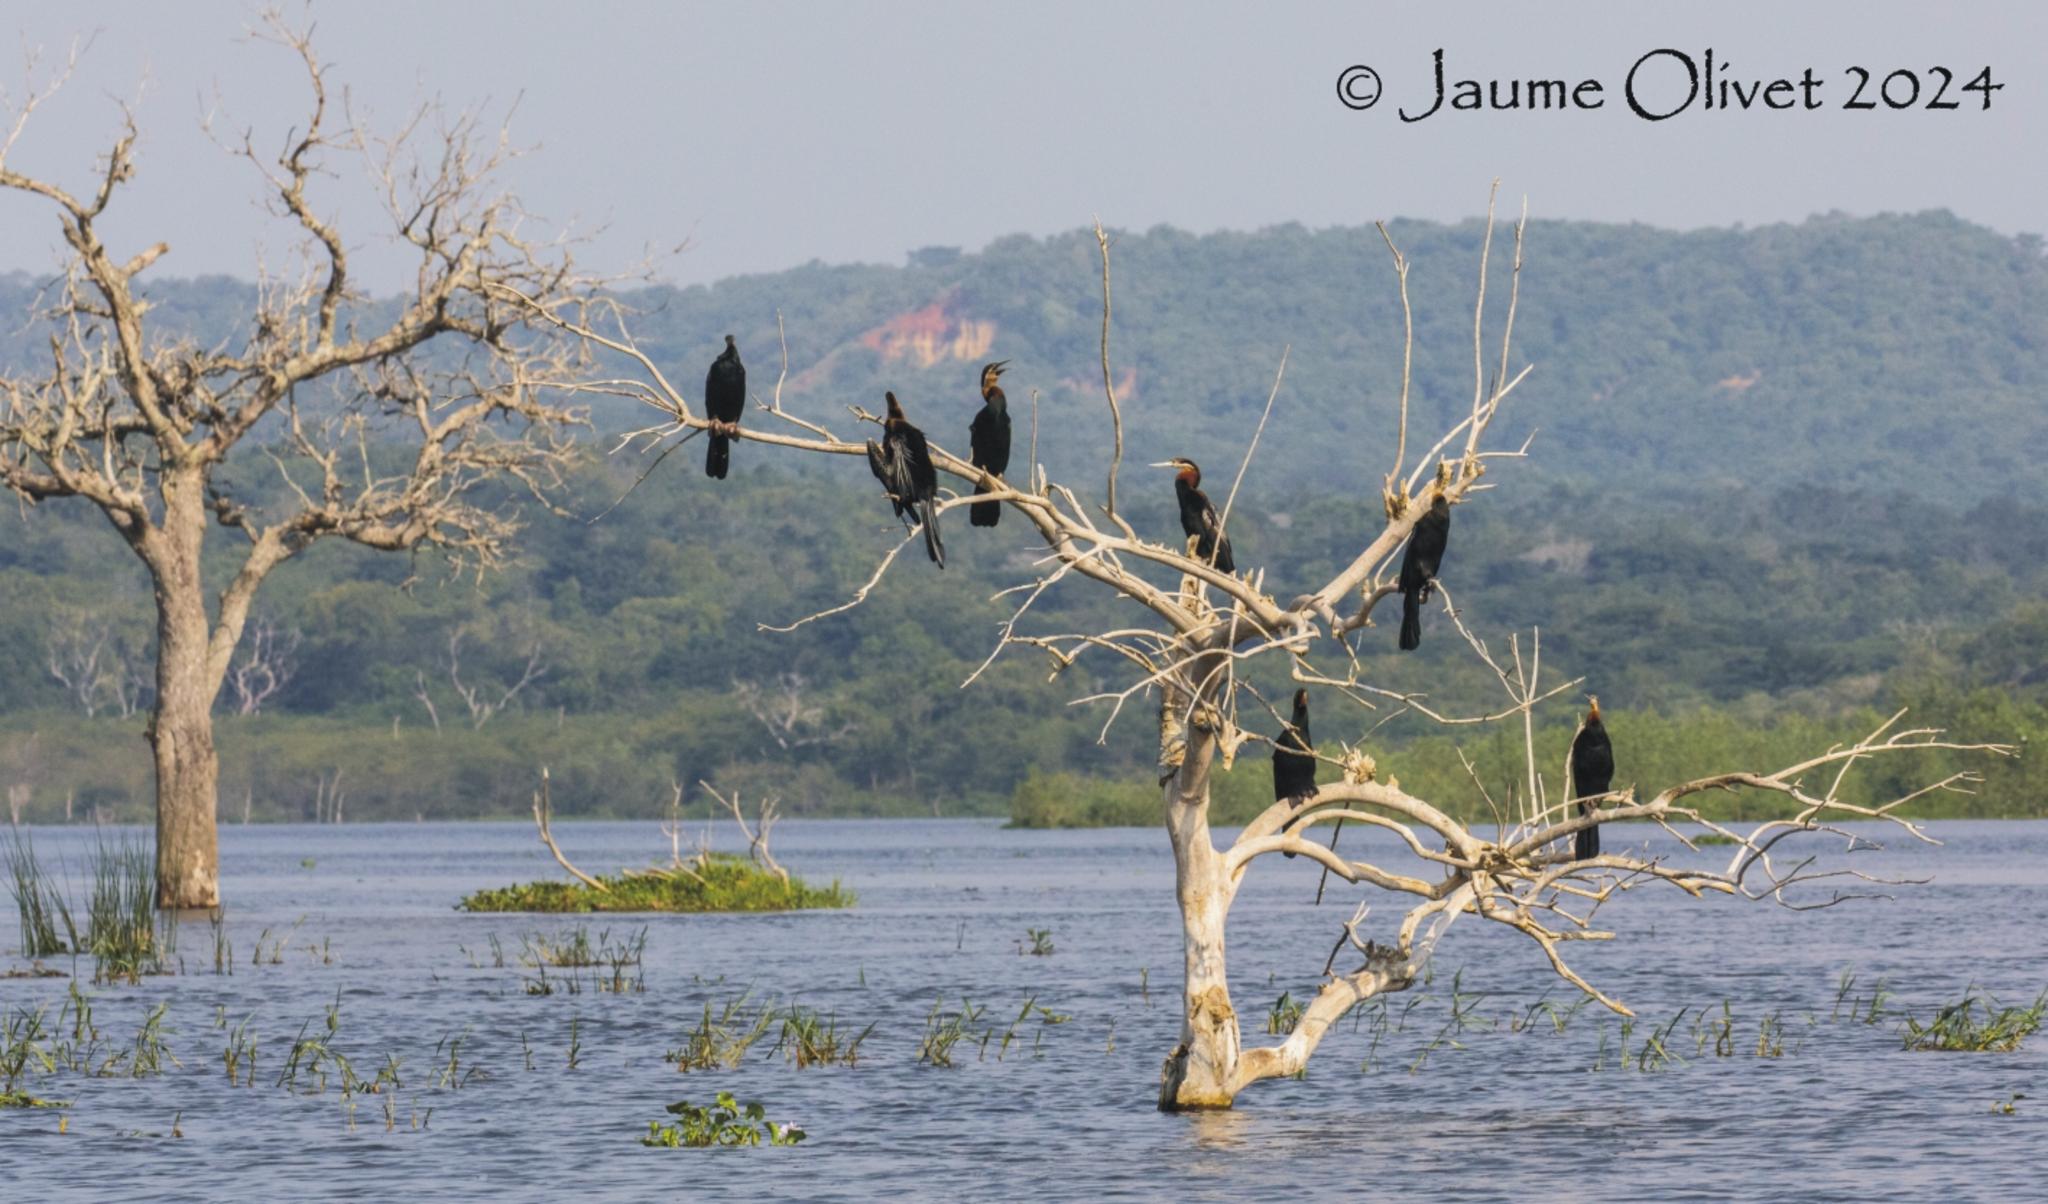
[530,767,606,892]
[411,671,444,736]
[106,647,151,719]
[46,611,153,718]
[1,732,42,825]
[734,673,856,750]
[0,17,592,905]
[444,628,546,729]
[519,191,2009,1110]
[310,768,344,825]
[700,780,790,889]
[226,616,302,716]
[44,612,114,717]
[529,769,711,890]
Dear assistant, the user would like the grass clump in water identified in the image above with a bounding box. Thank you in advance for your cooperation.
[517,925,647,994]
[916,997,990,1067]
[86,834,171,984]
[2,1004,61,1109]
[772,1005,873,1068]
[459,854,851,914]
[5,833,77,959]
[665,995,776,1071]
[1266,991,1306,1035]
[6,830,170,982]
[1903,988,2046,1052]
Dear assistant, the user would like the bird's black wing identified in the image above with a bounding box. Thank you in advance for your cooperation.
[901,423,938,502]
[1200,496,1236,573]
[867,437,911,519]
[1570,724,1615,798]
[1568,717,1611,860]
[970,397,1011,476]
[1273,728,1315,798]
[1209,531,1235,574]
[706,353,746,425]
[1400,506,1450,592]
[968,400,1010,528]
[893,424,945,566]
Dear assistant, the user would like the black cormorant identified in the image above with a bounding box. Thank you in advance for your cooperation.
[866,391,945,567]
[1151,457,1234,572]
[969,360,1011,528]
[1568,695,1613,861]
[704,335,745,479]
[1397,494,1451,650]
[1273,689,1316,857]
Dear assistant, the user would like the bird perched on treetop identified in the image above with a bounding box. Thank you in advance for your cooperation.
[1273,689,1316,858]
[969,361,1011,528]
[1568,695,1614,861]
[1151,457,1234,573]
[866,391,945,567]
[704,335,745,479]
[1397,493,1451,650]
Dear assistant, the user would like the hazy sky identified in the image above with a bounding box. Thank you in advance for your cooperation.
[1,1,2041,290]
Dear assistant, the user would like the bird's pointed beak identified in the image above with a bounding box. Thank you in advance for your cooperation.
[991,360,1009,374]
[1148,460,1176,469]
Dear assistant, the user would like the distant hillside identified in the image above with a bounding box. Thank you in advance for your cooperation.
[607,211,2047,506]
[6,212,2040,505]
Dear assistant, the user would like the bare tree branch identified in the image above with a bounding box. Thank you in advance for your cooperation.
[531,767,606,892]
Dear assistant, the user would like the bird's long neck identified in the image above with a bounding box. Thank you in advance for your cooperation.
[1177,467,1200,491]
[983,384,1007,409]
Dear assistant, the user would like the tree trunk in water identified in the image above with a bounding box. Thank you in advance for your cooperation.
[147,477,221,909]
[1157,839,1241,1109]
[1156,698,1245,1110]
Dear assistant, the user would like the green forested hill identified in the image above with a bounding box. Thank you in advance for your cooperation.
[1,212,2044,824]
[604,210,2048,507]
[5,210,2042,505]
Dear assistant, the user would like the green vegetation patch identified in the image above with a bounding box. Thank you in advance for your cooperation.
[0,1088,62,1109]
[459,854,852,914]
[1903,989,2046,1053]
[643,1091,805,1147]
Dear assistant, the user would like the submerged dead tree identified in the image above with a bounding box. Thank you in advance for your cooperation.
[516,196,2008,1109]
[0,19,589,906]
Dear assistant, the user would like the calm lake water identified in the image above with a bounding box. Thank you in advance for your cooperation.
[1,818,2044,1201]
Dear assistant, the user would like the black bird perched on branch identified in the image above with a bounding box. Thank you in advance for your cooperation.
[866,391,945,567]
[1397,494,1451,650]
[968,360,1011,527]
[704,335,746,479]
[1151,457,1234,573]
[1568,695,1614,861]
[1273,688,1316,858]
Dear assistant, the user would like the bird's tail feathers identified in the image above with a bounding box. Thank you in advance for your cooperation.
[705,433,730,479]
[1399,589,1422,651]
[921,500,946,568]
